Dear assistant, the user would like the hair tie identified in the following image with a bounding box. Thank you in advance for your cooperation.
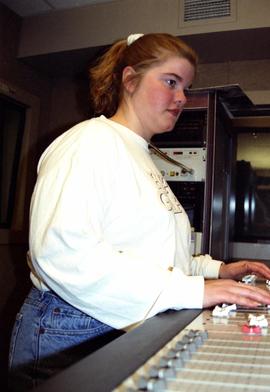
[127,33,144,46]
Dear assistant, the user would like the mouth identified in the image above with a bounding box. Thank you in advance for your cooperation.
[167,109,181,117]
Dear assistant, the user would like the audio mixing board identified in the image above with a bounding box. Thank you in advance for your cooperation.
[115,281,270,391]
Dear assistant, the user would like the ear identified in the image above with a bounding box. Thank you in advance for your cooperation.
[122,66,137,94]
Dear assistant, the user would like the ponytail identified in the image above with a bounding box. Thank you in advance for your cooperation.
[89,39,127,118]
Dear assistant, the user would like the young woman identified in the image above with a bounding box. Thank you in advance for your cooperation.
[8,33,270,391]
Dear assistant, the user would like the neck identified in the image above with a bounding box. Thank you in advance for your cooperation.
[110,107,151,142]
[109,110,129,129]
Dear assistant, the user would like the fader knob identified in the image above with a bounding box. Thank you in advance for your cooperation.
[166,347,190,361]
[137,376,166,391]
[175,338,196,353]
[193,334,203,346]
[148,365,176,379]
[200,330,208,340]
[158,356,184,369]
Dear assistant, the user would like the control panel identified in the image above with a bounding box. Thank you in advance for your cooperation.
[150,147,206,182]
[115,280,270,391]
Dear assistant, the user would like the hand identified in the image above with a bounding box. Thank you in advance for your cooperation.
[204,279,270,308]
[219,260,270,281]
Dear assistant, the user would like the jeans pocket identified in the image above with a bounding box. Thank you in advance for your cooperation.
[36,302,115,376]
[39,297,114,355]
[50,305,95,332]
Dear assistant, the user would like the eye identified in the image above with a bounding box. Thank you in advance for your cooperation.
[165,79,177,88]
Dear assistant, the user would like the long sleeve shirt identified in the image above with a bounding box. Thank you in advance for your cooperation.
[28,115,222,329]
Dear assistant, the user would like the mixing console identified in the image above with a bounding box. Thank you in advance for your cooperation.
[116,282,270,391]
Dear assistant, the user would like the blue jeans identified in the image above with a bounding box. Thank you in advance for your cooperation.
[8,287,124,391]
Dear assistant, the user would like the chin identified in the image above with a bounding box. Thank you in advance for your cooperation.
[154,120,176,136]
[163,123,176,133]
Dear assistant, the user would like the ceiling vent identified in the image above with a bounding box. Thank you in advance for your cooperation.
[179,0,236,27]
[184,0,231,21]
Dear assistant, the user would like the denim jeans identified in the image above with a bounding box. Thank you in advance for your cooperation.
[8,286,124,391]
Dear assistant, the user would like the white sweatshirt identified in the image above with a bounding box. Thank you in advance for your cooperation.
[28,116,222,329]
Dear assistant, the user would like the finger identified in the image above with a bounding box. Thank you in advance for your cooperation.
[236,282,270,304]
[252,263,270,278]
[236,298,261,307]
[217,281,270,306]
[204,279,270,308]
[241,261,270,279]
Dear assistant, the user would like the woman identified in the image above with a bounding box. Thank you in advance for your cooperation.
[9,33,270,390]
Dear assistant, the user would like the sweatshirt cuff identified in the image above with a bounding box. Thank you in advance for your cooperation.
[153,268,205,313]
[206,260,224,279]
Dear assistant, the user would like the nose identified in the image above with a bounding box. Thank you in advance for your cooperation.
[175,89,187,106]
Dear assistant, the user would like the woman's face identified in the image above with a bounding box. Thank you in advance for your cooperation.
[126,56,195,141]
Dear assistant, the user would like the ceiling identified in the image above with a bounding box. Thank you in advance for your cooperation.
[0,0,116,17]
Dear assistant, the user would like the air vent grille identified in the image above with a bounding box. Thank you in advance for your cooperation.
[184,0,231,21]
